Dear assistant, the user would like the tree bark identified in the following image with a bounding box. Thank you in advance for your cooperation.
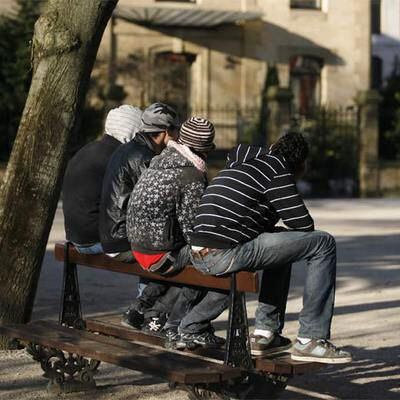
[0,0,117,348]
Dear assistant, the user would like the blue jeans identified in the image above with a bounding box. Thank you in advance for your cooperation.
[74,242,103,254]
[164,287,229,334]
[190,230,336,339]
[139,245,229,333]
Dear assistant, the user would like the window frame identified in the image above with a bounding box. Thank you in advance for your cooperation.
[290,0,322,10]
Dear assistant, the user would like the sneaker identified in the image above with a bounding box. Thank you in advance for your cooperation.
[177,331,226,350]
[164,328,186,350]
[250,333,292,357]
[142,315,167,336]
[121,308,144,329]
[291,339,352,364]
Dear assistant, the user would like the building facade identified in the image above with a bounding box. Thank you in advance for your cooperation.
[96,0,372,116]
[372,0,400,88]
[1,0,373,113]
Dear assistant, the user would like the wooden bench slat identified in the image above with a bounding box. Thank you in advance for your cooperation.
[86,316,323,376]
[54,242,258,293]
[37,320,240,381]
[255,355,323,375]
[0,321,240,384]
[85,318,225,360]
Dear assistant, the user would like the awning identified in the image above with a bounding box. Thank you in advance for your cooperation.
[114,5,263,28]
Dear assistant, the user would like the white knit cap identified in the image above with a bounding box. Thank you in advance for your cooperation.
[105,105,143,143]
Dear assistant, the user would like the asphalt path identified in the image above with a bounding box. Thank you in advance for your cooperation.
[0,199,399,400]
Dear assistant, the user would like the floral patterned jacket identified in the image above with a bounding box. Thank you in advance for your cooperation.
[127,141,207,253]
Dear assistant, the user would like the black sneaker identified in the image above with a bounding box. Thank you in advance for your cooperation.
[250,333,292,357]
[177,331,226,350]
[121,308,144,329]
[164,328,186,350]
[142,315,167,336]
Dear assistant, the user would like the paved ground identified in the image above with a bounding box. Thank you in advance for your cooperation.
[0,199,399,400]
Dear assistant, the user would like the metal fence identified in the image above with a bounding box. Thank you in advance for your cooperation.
[291,106,360,196]
[185,107,260,149]
[181,104,361,196]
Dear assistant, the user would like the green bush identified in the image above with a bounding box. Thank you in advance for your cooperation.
[292,108,359,196]
[0,0,39,161]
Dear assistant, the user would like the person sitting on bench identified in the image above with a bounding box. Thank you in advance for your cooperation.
[127,117,227,349]
[99,102,180,329]
[189,131,353,364]
[62,105,142,254]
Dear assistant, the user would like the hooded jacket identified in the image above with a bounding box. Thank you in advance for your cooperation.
[127,141,207,253]
[62,134,121,245]
[190,144,314,249]
[99,133,156,253]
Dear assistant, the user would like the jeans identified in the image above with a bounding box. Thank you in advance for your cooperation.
[131,245,191,317]
[137,278,149,297]
[164,287,229,334]
[74,242,103,255]
[138,244,229,333]
[190,230,336,339]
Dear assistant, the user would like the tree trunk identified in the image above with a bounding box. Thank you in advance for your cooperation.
[0,0,117,348]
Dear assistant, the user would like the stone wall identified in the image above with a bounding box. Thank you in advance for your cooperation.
[379,162,400,195]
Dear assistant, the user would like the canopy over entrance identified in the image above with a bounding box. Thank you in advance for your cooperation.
[114,5,263,28]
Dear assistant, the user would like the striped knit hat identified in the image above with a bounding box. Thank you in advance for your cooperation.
[178,117,215,152]
[105,105,142,143]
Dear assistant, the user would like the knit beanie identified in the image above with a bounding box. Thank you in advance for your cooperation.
[105,105,143,143]
[178,117,215,152]
[139,102,180,134]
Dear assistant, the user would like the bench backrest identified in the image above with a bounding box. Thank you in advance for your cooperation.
[54,243,259,293]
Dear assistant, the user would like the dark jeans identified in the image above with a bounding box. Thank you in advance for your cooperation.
[190,230,336,339]
[130,281,170,315]
[137,244,229,333]
[165,287,229,334]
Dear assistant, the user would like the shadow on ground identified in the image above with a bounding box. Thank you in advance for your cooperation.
[282,345,400,399]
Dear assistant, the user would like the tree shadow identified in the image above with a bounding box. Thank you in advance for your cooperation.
[282,345,400,399]
[287,233,400,298]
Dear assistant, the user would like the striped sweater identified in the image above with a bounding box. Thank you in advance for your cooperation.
[190,144,314,248]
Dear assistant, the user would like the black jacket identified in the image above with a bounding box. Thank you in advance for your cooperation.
[62,134,121,245]
[99,133,156,253]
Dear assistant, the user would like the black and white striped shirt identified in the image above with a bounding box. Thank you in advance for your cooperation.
[190,144,314,248]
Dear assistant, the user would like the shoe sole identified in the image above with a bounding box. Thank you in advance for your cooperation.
[167,342,187,350]
[291,354,353,364]
[251,343,292,357]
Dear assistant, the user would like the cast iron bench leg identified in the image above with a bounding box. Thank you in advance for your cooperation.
[225,272,253,369]
[25,242,100,393]
[216,273,289,399]
[59,242,85,329]
[26,343,100,394]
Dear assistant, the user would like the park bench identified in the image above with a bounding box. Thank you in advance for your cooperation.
[0,242,323,399]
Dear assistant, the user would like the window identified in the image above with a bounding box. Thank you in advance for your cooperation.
[290,55,323,115]
[371,56,383,89]
[290,0,321,10]
[371,0,381,34]
[155,1,196,3]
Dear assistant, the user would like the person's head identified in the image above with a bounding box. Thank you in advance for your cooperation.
[139,102,180,152]
[178,117,216,160]
[270,130,309,177]
[105,105,143,143]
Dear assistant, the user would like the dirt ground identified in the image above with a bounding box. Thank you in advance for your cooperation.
[0,199,399,400]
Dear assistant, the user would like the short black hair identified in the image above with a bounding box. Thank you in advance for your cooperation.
[270,131,309,173]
